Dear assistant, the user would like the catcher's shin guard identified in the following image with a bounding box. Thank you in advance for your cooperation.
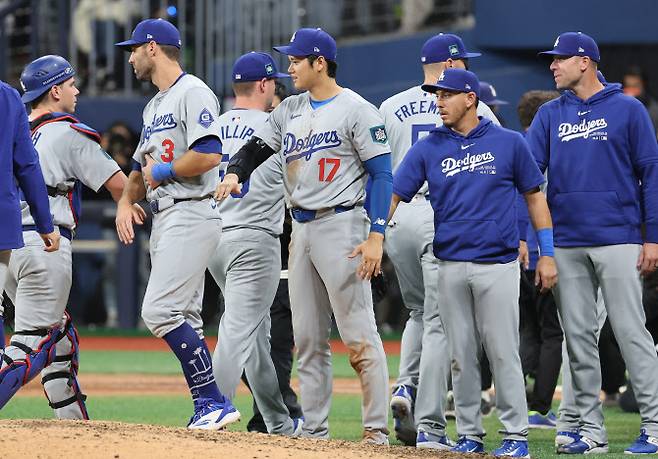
[0,326,60,409]
[41,320,88,419]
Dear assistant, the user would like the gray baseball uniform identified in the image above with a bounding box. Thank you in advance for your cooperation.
[379,85,499,439]
[208,108,295,435]
[134,73,222,340]
[254,89,390,438]
[2,114,120,419]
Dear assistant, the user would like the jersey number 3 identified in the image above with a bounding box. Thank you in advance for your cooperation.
[318,158,340,182]
[161,139,175,162]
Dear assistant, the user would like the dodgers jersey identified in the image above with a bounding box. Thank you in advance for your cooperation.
[255,89,390,210]
[133,73,221,202]
[379,85,500,173]
[217,108,284,236]
[394,119,545,263]
[527,82,658,247]
[22,115,120,231]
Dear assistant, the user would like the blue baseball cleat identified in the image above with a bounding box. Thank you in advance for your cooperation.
[416,430,455,450]
[493,439,531,458]
[528,411,557,429]
[188,396,241,430]
[625,429,658,455]
[556,434,608,454]
[555,430,580,447]
[452,436,485,454]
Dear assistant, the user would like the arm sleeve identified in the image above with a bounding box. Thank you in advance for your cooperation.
[350,102,392,162]
[514,134,546,194]
[628,101,658,242]
[12,95,53,234]
[363,153,393,234]
[225,137,277,183]
[69,134,121,192]
[190,135,222,154]
[525,107,551,173]
[392,143,427,202]
[183,86,222,149]
[516,192,529,241]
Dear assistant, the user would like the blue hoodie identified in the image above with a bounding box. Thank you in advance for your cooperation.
[394,118,545,263]
[526,83,658,247]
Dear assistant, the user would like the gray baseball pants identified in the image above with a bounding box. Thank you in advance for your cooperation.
[553,245,658,443]
[437,259,528,442]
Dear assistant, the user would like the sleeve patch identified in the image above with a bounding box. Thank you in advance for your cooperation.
[370,125,388,144]
[198,108,214,129]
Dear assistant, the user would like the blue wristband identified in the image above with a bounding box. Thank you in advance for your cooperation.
[152,162,176,182]
[536,228,554,257]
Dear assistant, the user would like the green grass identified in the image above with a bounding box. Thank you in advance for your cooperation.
[78,350,401,379]
[1,395,641,457]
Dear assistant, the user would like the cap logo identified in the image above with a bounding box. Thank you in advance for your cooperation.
[490,86,497,97]
[265,63,274,75]
[290,32,296,42]
[449,44,459,56]
[438,72,446,81]
[421,56,427,62]
[313,47,320,53]
[554,36,560,48]
[146,34,153,39]
[178,39,181,46]
[235,74,242,80]
[465,84,471,90]
[20,80,26,92]
[65,67,73,75]
[578,47,585,52]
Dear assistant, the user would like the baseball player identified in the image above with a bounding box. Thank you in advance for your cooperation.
[392,68,557,458]
[0,55,135,415]
[114,19,239,430]
[208,51,302,436]
[528,32,658,454]
[0,79,58,359]
[379,33,499,448]
[216,28,392,444]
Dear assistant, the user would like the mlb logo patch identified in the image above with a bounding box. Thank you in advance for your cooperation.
[554,36,560,47]
[370,125,388,144]
[265,63,274,75]
[438,72,446,81]
[313,46,320,53]
[449,44,459,56]
[198,108,214,129]
[235,73,242,80]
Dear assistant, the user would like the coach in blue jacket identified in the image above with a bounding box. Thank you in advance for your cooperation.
[0,81,59,326]
[391,68,557,458]
[527,32,658,455]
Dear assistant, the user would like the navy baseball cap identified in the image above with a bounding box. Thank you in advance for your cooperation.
[420,33,481,64]
[115,18,182,51]
[233,52,288,82]
[479,81,508,106]
[538,32,600,62]
[421,68,480,98]
[20,55,75,103]
[273,28,337,61]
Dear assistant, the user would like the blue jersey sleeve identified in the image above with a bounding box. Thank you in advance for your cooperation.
[12,93,53,234]
[513,134,545,195]
[628,102,658,243]
[392,143,427,202]
[516,193,529,241]
[190,135,222,154]
[363,153,393,234]
[526,106,551,173]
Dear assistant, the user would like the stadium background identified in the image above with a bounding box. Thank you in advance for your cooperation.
[2,1,658,457]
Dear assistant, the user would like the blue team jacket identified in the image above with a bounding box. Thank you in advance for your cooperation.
[526,83,658,247]
[393,118,545,263]
[0,81,53,250]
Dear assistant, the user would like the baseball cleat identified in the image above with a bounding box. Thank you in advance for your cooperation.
[555,430,580,447]
[416,430,455,450]
[556,434,608,454]
[362,428,389,445]
[187,397,241,430]
[493,439,531,458]
[624,429,658,454]
[528,411,557,429]
[390,385,416,446]
[291,417,304,437]
[452,436,485,454]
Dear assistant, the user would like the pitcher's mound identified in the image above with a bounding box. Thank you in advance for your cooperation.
[0,420,460,458]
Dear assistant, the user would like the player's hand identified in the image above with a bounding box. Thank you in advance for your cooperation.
[214,173,242,201]
[519,240,529,270]
[349,232,384,280]
[39,231,60,252]
[142,154,162,190]
[637,242,658,277]
[116,200,145,245]
[535,256,558,293]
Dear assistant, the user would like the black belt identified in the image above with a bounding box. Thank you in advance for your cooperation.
[23,225,72,241]
[149,196,208,214]
[290,205,356,223]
